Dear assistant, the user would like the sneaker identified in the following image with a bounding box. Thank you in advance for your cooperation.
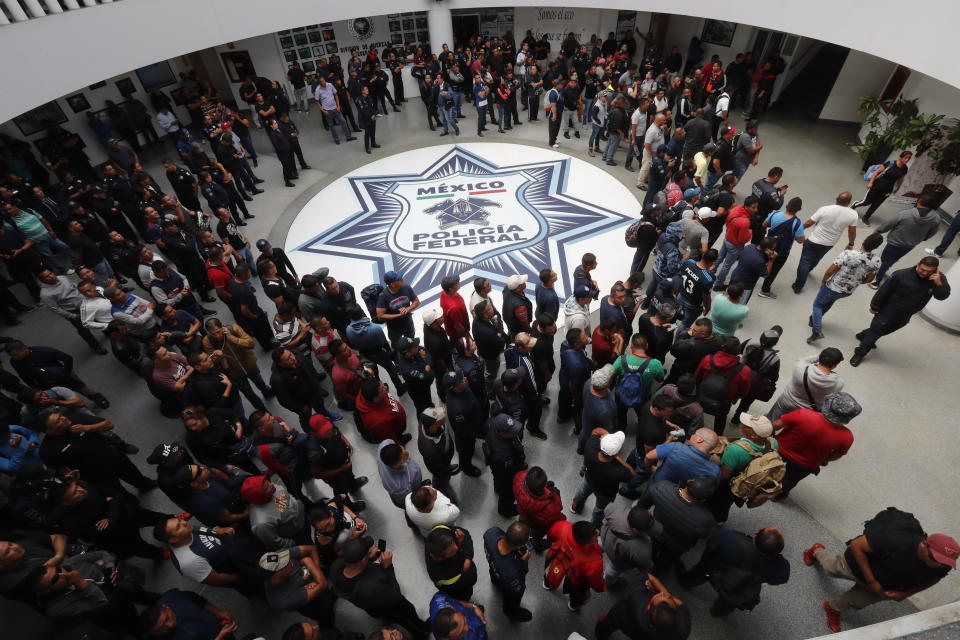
[851,199,865,208]
[123,443,140,454]
[574,131,581,138]
[567,599,582,611]
[850,353,864,367]
[564,132,571,139]
[867,282,879,290]
[925,247,944,257]
[463,465,483,477]
[542,578,553,591]
[551,143,560,148]
[822,601,842,633]
[569,502,582,514]
[507,607,533,622]
[757,290,778,299]
[807,330,824,344]
[327,412,343,421]
[399,433,413,444]
[353,476,369,489]
[803,542,825,566]
[527,428,548,441]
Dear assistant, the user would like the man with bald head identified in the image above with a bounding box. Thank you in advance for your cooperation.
[792,192,858,294]
[640,427,721,499]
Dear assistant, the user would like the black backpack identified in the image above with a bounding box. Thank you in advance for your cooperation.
[698,355,744,413]
[862,507,925,543]
[766,215,802,256]
[360,284,385,324]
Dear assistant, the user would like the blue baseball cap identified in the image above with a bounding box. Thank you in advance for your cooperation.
[684,187,701,200]
[256,239,271,251]
[383,270,403,284]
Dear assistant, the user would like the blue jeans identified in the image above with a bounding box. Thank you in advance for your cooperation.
[497,105,507,130]
[734,163,750,179]
[588,123,603,150]
[715,239,745,286]
[91,258,115,286]
[934,211,960,255]
[475,105,486,133]
[34,236,75,274]
[675,301,703,336]
[582,98,594,125]
[706,171,721,190]
[874,243,913,284]
[451,91,462,117]
[440,106,457,133]
[325,110,351,143]
[603,133,622,162]
[625,139,640,168]
[235,365,271,412]
[572,477,611,527]
[792,241,833,291]
[237,245,258,276]
[740,288,754,304]
[811,285,850,332]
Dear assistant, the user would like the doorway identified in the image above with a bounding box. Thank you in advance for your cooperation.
[751,30,786,62]
[452,14,480,47]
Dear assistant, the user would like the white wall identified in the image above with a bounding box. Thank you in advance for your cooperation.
[213,36,288,108]
[512,7,623,48]
[1,0,960,126]
[819,49,896,122]
[901,73,960,212]
[662,13,755,68]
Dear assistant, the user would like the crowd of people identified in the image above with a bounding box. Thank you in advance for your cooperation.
[0,22,958,640]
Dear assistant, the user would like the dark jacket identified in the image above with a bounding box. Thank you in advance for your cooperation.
[10,346,78,389]
[270,353,324,411]
[446,386,484,439]
[668,334,722,383]
[871,267,950,320]
[503,345,540,397]
[398,351,435,390]
[501,288,533,337]
[417,422,455,475]
[472,315,507,360]
[607,105,628,136]
[423,325,453,376]
[559,340,592,396]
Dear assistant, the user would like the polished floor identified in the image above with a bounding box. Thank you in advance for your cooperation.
[5,99,959,640]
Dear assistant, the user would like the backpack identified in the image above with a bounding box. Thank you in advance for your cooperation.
[624,219,652,248]
[545,526,597,589]
[360,284,385,323]
[697,355,744,413]
[863,162,889,181]
[766,215,801,256]
[862,507,925,545]
[699,184,727,212]
[730,131,743,154]
[728,441,785,507]
[709,565,762,610]
[616,354,650,408]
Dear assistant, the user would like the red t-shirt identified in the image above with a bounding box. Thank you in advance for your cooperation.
[776,408,853,469]
[591,328,615,366]
[440,291,469,338]
[331,351,363,402]
[205,261,233,292]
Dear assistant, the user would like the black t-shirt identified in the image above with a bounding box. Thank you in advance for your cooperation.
[309,431,350,472]
[846,530,950,591]
[614,572,693,639]
[584,435,632,500]
[872,164,908,193]
[730,245,769,289]
[287,68,306,89]
[227,279,264,316]
[675,259,714,309]
[66,233,105,266]
[636,314,673,363]
[482,527,528,596]
[376,285,417,330]
[216,219,246,250]
[637,403,670,449]
[240,82,258,103]
[713,141,736,173]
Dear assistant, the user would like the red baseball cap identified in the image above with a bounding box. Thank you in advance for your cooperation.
[309,414,335,438]
[927,534,959,568]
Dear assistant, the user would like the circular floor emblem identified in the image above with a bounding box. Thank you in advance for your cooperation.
[287,143,641,309]
[346,17,375,41]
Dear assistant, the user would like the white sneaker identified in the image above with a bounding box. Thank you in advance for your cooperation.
[551,143,560,148]
[925,247,944,257]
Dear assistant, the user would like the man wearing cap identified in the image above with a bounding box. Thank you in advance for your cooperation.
[649,476,719,568]
[255,239,298,288]
[501,274,533,338]
[241,475,307,551]
[772,392,859,498]
[708,414,779,522]
[397,336,436,415]
[440,275,470,339]
[600,504,659,584]
[486,413,528,516]
[444,369,485,477]
[692,143,717,191]
[376,271,420,346]
[678,207,715,261]
[680,526,790,617]
[713,195,759,290]
[766,347,845,421]
[303,414,368,512]
[578,364,617,454]
[418,407,460,499]
[804,515,957,633]
[503,332,547,440]
[573,428,635,526]
[330,537,430,639]
[423,309,453,401]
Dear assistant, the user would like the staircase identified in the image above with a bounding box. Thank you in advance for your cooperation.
[772,43,850,120]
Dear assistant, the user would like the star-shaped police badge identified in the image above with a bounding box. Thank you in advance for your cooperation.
[293,145,634,304]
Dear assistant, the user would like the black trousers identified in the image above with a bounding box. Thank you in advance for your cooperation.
[760,251,790,292]
[68,315,102,350]
[392,76,405,102]
[407,383,433,415]
[360,347,406,393]
[224,180,250,219]
[779,456,819,498]
[854,314,909,358]
[491,464,517,515]
[237,312,276,350]
[452,429,476,469]
[290,140,308,168]
[424,104,442,129]
[506,99,520,125]
[862,189,892,222]
[527,95,540,120]
[548,117,562,145]
[374,90,396,113]
[278,149,297,182]
[363,122,377,151]
[372,599,429,640]
[343,103,361,131]
[523,394,543,433]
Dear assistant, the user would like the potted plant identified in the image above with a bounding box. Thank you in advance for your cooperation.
[857,95,942,171]
[925,120,960,208]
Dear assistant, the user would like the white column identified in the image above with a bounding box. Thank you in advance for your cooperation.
[2,0,30,22]
[921,258,960,333]
[42,0,64,14]
[428,5,453,56]
[22,0,46,18]
[61,0,80,9]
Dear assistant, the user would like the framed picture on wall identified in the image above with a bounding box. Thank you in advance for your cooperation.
[88,80,107,90]
[302,61,316,73]
[322,28,335,41]
[313,46,325,57]
[325,42,338,54]
[294,33,308,46]
[13,101,68,136]
[284,50,298,63]
[308,31,322,44]
[418,31,430,43]
[115,77,137,96]
[280,36,294,49]
[402,19,414,31]
[220,51,256,83]
[298,47,311,60]
[701,19,737,47]
[65,93,91,113]
[135,61,177,91]
[416,17,427,29]
[389,20,401,32]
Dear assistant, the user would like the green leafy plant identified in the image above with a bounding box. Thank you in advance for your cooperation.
[928,121,960,185]
[857,95,943,164]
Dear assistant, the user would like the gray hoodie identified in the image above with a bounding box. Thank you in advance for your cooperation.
[877,207,941,248]
[39,276,82,320]
[563,295,591,335]
[599,503,658,572]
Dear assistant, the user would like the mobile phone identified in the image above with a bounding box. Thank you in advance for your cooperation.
[377,538,386,554]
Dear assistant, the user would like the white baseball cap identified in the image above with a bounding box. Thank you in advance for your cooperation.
[697,207,718,219]
[600,431,626,456]
[422,308,443,325]
[507,274,528,290]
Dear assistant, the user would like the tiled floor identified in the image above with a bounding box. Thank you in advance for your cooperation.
[5,100,958,640]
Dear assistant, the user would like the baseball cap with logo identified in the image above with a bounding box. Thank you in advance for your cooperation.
[927,534,959,568]
[259,549,291,572]
[739,413,774,438]
[419,407,447,425]
[490,413,522,435]
[383,270,403,284]
[396,336,420,352]
[507,274,528,290]
[422,308,443,326]
[147,441,185,464]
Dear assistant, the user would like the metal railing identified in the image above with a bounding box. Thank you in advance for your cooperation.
[0,0,119,26]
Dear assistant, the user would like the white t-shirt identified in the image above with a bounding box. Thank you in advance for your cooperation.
[630,108,645,135]
[644,123,665,149]
[715,93,730,116]
[404,489,461,536]
[806,204,859,246]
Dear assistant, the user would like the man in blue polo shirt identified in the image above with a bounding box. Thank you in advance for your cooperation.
[430,590,489,639]
[639,427,721,507]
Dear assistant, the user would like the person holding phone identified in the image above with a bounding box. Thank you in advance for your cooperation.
[850,256,950,367]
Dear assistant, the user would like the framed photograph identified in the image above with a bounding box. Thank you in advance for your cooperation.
[402,18,414,31]
[280,36,294,49]
[306,24,318,30]
[298,47,312,60]
[294,33,308,46]
[416,17,427,29]
[135,61,176,91]
[291,27,305,32]
[170,88,186,106]
[701,19,737,47]
[389,20,401,32]
[65,93,90,113]
[284,50,298,63]
[302,61,316,73]
[278,29,291,35]
[88,80,107,90]
[322,28,335,41]
[325,42,338,54]
[391,33,403,45]
[404,32,415,44]
[220,50,256,83]
[313,46,325,57]
[308,31,322,44]
[115,77,137,96]
[13,101,68,136]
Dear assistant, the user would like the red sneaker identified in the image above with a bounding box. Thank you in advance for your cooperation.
[803,542,825,566]
[822,601,841,633]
